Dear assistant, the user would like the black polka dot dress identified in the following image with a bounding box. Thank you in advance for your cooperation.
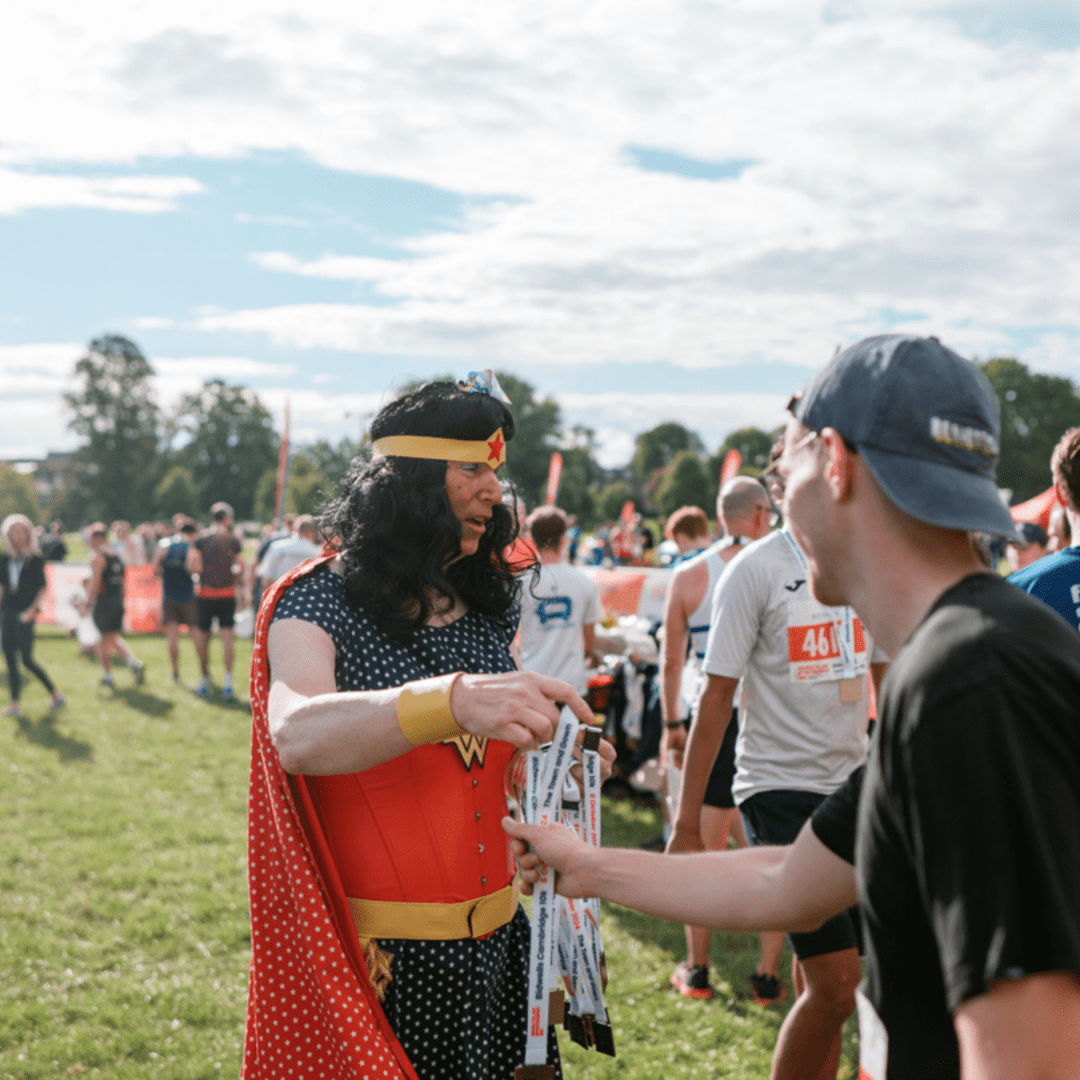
[271,564,562,1080]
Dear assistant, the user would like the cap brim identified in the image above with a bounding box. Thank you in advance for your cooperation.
[860,446,1021,542]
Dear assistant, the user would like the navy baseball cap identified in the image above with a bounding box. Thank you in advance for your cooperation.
[792,334,1020,541]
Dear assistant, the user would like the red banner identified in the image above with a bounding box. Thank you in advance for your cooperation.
[544,452,563,506]
[720,448,742,484]
[1010,485,1058,529]
[123,565,163,633]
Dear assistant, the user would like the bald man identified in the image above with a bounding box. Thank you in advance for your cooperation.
[661,478,781,1000]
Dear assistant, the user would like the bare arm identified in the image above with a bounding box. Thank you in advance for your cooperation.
[504,815,856,932]
[954,972,1080,1080]
[668,673,738,851]
[659,563,706,767]
[267,616,597,775]
[185,546,203,577]
[582,622,595,663]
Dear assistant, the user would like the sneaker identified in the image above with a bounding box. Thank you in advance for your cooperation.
[132,661,145,686]
[222,685,234,702]
[101,672,115,688]
[3,702,21,718]
[195,678,210,698]
[172,669,180,683]
[47,694,67,714]
[670,961,712,1000]
[749,971,787,1006]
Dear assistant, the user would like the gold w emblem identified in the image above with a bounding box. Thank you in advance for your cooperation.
[442,733,489,770]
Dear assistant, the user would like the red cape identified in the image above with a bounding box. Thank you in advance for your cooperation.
[242,554,418,1080]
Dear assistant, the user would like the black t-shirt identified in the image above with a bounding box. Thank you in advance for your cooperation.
[811,574,1080,1079]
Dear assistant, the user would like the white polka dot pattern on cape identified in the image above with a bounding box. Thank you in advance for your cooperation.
[244,556,559,1080]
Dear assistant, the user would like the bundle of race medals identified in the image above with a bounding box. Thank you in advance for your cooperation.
[508,708,615,1080]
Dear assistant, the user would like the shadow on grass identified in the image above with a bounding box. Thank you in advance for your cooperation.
[113,687,175,718]
[190,689,251,714]
[13,714,93,762]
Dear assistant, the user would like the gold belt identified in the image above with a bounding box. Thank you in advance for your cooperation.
[347,880,519,941]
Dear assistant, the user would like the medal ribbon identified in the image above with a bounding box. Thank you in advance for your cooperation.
[780,530,858,679]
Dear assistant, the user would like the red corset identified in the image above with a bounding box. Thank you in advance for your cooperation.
[308,734,516,904]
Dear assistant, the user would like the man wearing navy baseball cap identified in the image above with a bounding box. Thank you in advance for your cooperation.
[505,334,1080,1080]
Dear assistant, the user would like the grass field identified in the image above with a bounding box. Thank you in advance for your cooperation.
[1,628,858,1079]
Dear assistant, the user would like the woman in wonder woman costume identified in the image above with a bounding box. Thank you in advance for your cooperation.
[243,376,609,1080]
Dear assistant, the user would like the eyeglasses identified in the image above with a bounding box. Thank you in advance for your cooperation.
[761,428,820,504]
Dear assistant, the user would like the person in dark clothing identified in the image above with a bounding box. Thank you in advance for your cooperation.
[39,521,68,563]
[186,502,245,700]
[85,523,144,687]
[508,336,1080,1080]
[153,517,199,681]
[1,514,65,717]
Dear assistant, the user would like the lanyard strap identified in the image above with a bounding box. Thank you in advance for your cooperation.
[522,710,580,1069]
[781,531,857,679]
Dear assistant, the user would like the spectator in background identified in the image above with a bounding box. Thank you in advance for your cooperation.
[1006,522,1050,573]
[664,505,712,566]
[110,520,145,566]
[39,521,67,563]
[1,514,65,717]
[566,514,582,563]
[257,515,321,588]
[1009,426,1080,630]
[518,506,601,698]
[661,481,781,1002]
[137,522,157,564]
[187,502,245,700]
[85,522,144,687]
[153,518,199,682]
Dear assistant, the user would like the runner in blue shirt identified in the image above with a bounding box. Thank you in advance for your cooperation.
[1008,427,1080,631]
[153,518,199,681]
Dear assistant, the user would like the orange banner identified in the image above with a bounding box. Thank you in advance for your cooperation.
[123,565,163,633]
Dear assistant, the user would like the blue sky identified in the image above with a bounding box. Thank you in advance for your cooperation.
[3,2,1079,464]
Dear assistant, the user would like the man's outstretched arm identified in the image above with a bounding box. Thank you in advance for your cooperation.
[503,814,856,934]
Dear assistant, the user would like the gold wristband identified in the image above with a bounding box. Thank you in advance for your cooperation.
[397,673,466,746]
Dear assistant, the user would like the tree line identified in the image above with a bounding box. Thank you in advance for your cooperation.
[1,334,1076,528]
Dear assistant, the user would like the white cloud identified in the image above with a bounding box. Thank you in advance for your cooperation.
[0,168,203,215]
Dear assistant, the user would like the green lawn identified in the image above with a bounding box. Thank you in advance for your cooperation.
[1,629,857,1079]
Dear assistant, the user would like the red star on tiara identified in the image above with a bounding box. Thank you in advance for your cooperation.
[487,431,505,463]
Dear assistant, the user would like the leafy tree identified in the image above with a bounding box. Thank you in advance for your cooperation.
[287,453,331,516]
[253,469,279,524]
[597,481,633,522]
[493,372,561,510]
[557,445,602,525]
[0,465,39,523]
[154,466,199,520]
[301,438,368,497]
[977,358,1080,503]
[655,450,712,517]
[632,423,705,501]
[252,454,332,521]
[711,427,777,478]
[63,334,161,522]
[173,380,279,519]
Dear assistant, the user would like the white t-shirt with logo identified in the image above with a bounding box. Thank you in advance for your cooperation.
[517,563,602,696]
[702,529,886,805]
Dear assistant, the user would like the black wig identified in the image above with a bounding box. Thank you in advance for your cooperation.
[319,379,530,643]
